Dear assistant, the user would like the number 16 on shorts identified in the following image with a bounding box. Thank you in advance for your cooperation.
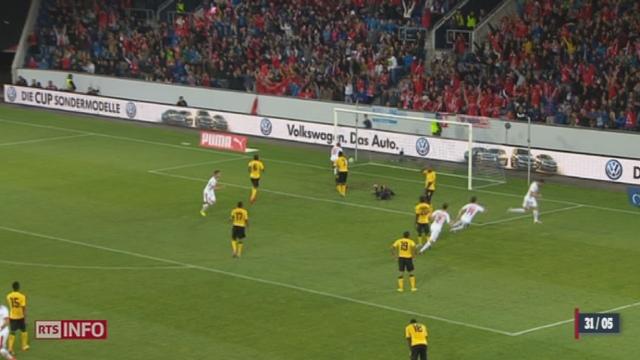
[574,308,620,339]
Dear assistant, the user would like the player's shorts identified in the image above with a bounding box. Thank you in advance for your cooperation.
[9,318,26,332]
[336,171,348,184]
[203,190,216,205]
[522,195,537,209]
[429,225,443,242]
[416,223,430,235]
[330,155,338,163]
[410,344,428,360]
[231,225,246,240]
[251,178,260,188]
[0,328,8,348]
[459,216,473,225]
[398,257,415,272]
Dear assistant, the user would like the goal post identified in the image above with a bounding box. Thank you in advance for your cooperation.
[332,108,505,191]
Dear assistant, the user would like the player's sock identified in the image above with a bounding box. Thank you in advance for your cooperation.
[231,240,238,256]
[397,276,404,292]
[0,348,15,360]
[8,334,15,353]
[20,332,28,350]
[419,241,431,253]
[250,188,257,202]
[237,242,243,256]
[409,275,417,291]
[336,184,341,194]
[507,208,526,213]
[0,348,13,359]
[533,210,540,222]
[200,204,209,216]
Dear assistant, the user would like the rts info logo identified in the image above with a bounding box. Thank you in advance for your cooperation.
[35,320,108,340]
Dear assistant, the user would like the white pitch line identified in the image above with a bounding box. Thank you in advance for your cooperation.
[148,170,412,216]
[0,133,93,146]
[0,224,513,336]
[1,117,637,216]
[0,117,240,157]
[0,259,189,271]
[510,300,640,336]
[149,156,248,173]
[475,205,584,227]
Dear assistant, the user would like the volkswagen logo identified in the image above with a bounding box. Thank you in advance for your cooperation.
[6,86,17,102]
[415,137,430,157]
[125,102,137,119]
[260,118,272,136]
[605,159,623,180]
[632,193,640,206]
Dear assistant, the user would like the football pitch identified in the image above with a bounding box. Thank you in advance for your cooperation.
[0,104,638,359]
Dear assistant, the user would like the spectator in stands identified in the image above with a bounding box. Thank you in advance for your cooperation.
[15,76,27,86]
[46,81,57,90]
[466,11,477,29]
[363,114,372,129]
[65,74,76,92]
[176,0,186,14]
[87,86,100,95]
[176,96,188,107]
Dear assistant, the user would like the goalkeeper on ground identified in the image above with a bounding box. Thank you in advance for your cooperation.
[373,184,395,200]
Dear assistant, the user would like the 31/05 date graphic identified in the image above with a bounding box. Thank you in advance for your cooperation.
[574,308,620,339]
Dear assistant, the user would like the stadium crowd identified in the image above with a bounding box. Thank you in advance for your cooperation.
[26,0,461,103]
[23,0,640,131]
[396,0,640,130]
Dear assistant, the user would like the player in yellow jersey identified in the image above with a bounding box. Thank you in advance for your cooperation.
[405,319,428,360]
[414,196,433,246]
[230,201,249,258]
[422,167,436,202]
[247,154,265,204]
[391,231,417,292]
[6,282,28,354]
[334,151,349,197]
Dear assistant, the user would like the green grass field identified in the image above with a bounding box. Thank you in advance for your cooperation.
[0,104,638,359]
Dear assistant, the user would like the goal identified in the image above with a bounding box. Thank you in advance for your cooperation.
[332,108,506,190]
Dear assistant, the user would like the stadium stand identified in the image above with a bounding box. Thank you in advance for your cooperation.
[23,0,640,131]
[25,0,466,104]
[402,0,640,130]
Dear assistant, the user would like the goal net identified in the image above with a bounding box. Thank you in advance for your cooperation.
[332,108,506,190]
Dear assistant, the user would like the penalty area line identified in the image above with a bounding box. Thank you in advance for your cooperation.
[474,205,584,227]
[148,156,248,172]
[0,224,513,336]
[0,133,93,146]
[147,170,412,216]
[0,259,189,271]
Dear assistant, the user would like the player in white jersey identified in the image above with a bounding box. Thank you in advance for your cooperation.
[200,170,221,217]
[450,197,485,232]
[507,179,544,223]
[0,305,16,360]
[330,142,343,174]
[419,203,451,253]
